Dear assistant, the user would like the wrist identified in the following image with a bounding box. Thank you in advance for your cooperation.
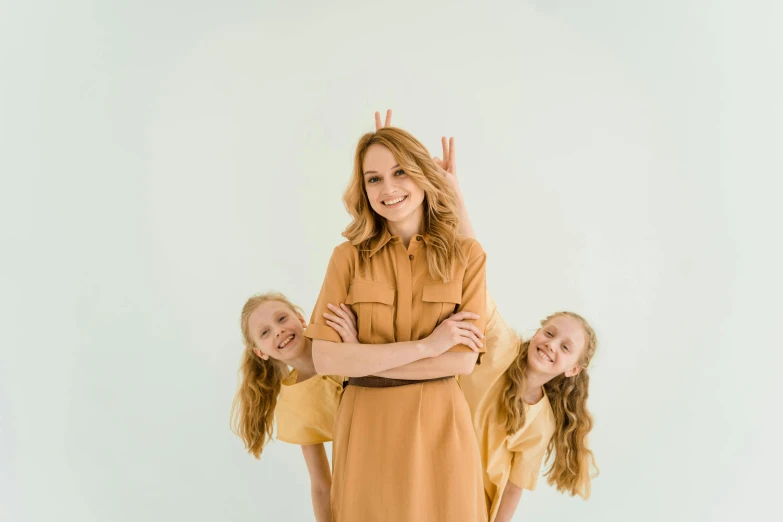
[415,339,433,358]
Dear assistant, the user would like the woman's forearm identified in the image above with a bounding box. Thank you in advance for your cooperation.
[456,198,476,239]
[312,339,430,377]
[494,480,523,522]
[373,351,478,380]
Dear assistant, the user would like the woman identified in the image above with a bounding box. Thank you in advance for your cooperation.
[305,124,488,522]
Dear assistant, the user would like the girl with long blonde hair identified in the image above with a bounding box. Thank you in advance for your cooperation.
[231,292,346,522]
[304,120,489,521]
[416,117,599,521]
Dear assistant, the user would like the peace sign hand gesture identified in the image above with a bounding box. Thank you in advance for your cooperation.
[374,109,393,130]
[433,136,463,202]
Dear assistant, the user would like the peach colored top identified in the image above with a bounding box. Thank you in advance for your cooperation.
[459,294,556,522]
[275,369,344,445]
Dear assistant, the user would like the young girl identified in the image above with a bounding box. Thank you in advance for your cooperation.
[230,292,344,522]
[422,121,599,521]
[231,291,482,522]
[465,309,598,522]
[304,125,489,522]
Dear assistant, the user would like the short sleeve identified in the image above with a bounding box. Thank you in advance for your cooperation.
[304,244,355,343]
[478,291,519,366]
[484,291,516,350]
[448,240,487,355]
[275,374,342,445]
[507,411,554,490]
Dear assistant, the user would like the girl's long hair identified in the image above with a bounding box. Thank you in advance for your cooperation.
[230,292,304,458]
[500,311,599,498]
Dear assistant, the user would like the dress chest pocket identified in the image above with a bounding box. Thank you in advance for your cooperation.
[345,280,396,343]
[421,280,463,330]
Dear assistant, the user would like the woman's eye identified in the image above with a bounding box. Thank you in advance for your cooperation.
[395,169,405,176]
[279,315,286,322]
[545,331,553,337]
[562,345,570,352]
[368,176,380,184]
[261,330,268,337]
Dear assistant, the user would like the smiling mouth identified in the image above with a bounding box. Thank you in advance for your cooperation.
[537,347,553,363]
[382,195,408,207]
[278,334,295,349]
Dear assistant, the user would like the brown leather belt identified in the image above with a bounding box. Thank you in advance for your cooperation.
[346,375,454,388]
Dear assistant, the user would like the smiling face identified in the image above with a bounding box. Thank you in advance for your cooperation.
[526,314,587,379]
[362,143,426,227]
[247,300,307,363]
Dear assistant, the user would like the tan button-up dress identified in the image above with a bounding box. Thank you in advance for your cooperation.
[304,230,488,522]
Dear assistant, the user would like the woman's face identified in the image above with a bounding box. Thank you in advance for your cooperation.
[362,143,425,226]
[526,315,587,379]
[247,300,307,363]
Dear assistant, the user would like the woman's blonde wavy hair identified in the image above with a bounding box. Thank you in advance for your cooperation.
[500,311,599,499]
[230,292,305,458]
[343,127,466,281]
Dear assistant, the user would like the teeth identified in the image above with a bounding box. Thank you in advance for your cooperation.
[279,334,294,349]
[538,347,552,363]
[383,196,406,206]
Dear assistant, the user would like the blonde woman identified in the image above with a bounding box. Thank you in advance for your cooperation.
[304,124,488,522]
[357,111,598,522]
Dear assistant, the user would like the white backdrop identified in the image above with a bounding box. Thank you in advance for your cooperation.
[1,1,781,521]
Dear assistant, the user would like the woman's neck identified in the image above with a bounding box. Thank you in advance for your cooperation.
[386,209,424,248]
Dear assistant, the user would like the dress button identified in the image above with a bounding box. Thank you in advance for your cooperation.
[409,255,414,260]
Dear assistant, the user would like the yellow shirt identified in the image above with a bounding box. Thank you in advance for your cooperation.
[458,295,556,522]
[275,369,344,445]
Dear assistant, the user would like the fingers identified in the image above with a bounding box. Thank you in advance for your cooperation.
[462,339,480,352]
[327,303,358,335]
[453,320,484,340]
[338,303,358,336]
[328,303,353,323]
[455,330,481,352]
[338,303,357,322]
[449,137,456,174]
[375,109,392,130]
[457,327,483,348]
[441,136,449,167]
[448,311,481,322]
[325,319,351,341]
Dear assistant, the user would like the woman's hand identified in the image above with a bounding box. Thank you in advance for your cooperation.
[374,109,392,130]
[323,303,359,343]
[433,136,464,203]
[373,109,467,221]
[422,311,484,357]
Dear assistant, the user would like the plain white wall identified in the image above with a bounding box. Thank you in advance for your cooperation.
[1,1,780,521]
